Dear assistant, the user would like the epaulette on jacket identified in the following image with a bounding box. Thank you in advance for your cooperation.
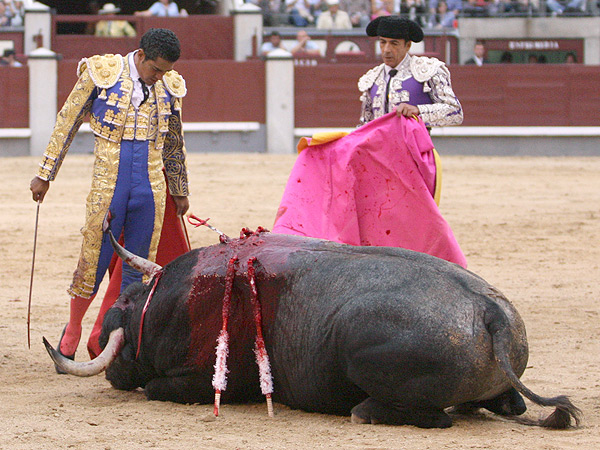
[410,56,445,83]
[358,64,385,92]
[162,70,187,98]
[78,54,124,89]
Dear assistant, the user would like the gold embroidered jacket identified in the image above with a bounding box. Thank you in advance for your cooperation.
[37,53,189,197]
[35,53,189,298]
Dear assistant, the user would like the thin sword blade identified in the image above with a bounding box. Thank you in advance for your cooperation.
[27,200,41,349]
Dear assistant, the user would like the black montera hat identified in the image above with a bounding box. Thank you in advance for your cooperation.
[366,16,424,43]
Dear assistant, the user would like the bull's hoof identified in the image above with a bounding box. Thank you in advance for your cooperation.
[351,413,373,424]
[351,398,452,428]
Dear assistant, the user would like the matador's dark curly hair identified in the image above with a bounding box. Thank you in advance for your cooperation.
[140,28,181,62]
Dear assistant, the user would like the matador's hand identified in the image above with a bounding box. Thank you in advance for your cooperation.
[395,103,420,118]
[30,177,49,202]
[173,196,190,216]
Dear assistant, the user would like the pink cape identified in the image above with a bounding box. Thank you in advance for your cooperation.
[272,113,467,267]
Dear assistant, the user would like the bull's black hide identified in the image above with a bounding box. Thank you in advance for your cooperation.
[97,231,579,428]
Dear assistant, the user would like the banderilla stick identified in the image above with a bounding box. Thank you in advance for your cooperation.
[247,257,274,417]
[213,256,238,417]
[187,214,230,243]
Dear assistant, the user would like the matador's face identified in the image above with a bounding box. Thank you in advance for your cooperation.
[135,49,175,86]
[379,37,411,68]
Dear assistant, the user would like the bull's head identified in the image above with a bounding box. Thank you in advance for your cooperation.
[43,212,162,376]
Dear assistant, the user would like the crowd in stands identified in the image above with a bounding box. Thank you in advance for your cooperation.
[0,0,24,27]
[0,0,595,32]
[251,0,594,27]
[462,41,580,64]
[0,1,589,67]
[84,1,188,36]
[0,48,22,66]
[134,0,189,17]
[0,0,189,31]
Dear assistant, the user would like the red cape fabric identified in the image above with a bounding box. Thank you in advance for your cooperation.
[273,113,467,267]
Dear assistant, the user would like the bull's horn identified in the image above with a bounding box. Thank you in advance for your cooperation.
[43,328,125,377]
[102,213,162,278]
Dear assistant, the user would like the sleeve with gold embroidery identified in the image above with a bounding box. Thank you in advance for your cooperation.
[36,70,96,181]
[162,97,189,196]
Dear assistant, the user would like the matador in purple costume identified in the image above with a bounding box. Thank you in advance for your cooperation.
[273,17,467,265]
[359,15,463,128]
[30,29,189,368]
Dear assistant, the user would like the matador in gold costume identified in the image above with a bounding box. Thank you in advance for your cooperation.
[30,28,190,367]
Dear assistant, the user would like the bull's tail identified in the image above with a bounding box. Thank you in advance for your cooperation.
[489,308,582,429]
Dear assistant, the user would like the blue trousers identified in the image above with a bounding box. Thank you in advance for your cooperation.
[92,140,156,295]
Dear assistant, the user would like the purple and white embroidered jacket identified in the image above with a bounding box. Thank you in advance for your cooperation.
[358,54,463,127]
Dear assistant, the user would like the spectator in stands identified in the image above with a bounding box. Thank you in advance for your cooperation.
[564,52,577,63]
[253,0,287,26]
[400,0,428,28]
[287,0,315,26]
[340,0,371,27]
[290,30,322,56]
[427,0,456,28]
[316,0,353,29]
[464,41,487,65]
[462,0,488,16]
[546,0,586,16]
[4,0,24,27]
[260,31,286,56]
[95,3,137,37]
[135,0,188,17]
[487,0,527,15]
[371,0,392,19]
[0,2,11,27]
[522,0,541,13]
[429,0,461,21]
[85,1,102,35]
[499,51,513,63]
[0,49,22,66]
[307,0,327,21]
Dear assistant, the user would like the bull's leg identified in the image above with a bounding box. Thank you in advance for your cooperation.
[453,388,527,417]
[351,398,452,428]
[344,339,454,428]
[477,387,527,416]
[144,374,214,404]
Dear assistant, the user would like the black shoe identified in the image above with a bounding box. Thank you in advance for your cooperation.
[54,324,75,375]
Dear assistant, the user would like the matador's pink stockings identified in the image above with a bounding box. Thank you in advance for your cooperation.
[59,294,96,356]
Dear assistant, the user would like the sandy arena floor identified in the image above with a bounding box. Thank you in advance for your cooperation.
[1,153,598,449]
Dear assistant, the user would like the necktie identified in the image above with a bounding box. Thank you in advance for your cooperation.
[384,69,398,114]
[139,78,149,105]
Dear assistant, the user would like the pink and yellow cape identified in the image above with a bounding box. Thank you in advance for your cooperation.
[273,113,467,268]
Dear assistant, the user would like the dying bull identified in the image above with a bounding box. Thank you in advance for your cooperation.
[45,228,581,428]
